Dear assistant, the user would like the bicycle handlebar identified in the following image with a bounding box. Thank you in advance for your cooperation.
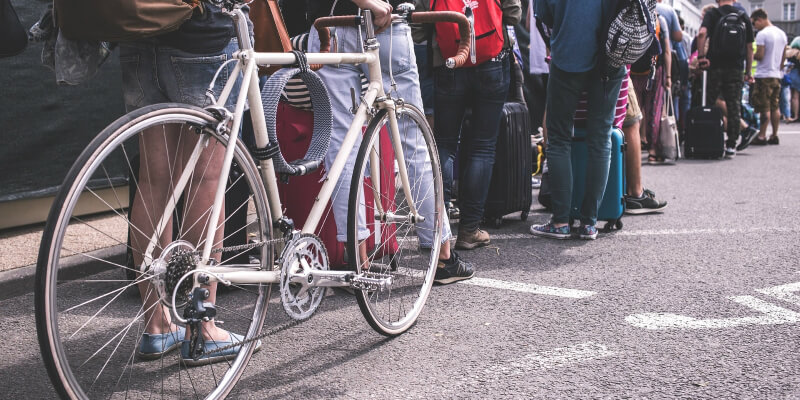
[408,11,470,69]
[312,11,471,69]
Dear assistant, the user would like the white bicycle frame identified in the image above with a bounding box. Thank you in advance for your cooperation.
[141,7,429,292]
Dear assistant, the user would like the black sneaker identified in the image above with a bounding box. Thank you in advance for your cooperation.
[625,189,668,215]
[737,127,759,151]
[434,251,475,285]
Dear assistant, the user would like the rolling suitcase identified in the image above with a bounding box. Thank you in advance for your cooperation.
[569,127,626,232]
[685,70,725,159]
[483,59,533,228]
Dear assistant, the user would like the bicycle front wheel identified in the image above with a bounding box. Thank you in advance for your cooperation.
[348,103,443,336]
[35,103,274,399]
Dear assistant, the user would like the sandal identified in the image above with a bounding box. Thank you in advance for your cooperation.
[647,155,664,165]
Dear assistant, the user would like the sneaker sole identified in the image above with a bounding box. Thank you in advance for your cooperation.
[136,341,182,360]
[624,203,668,215]
[434,271,475,285]
[454,239,491,250]
[529,229,571,239]
[579,234,597,240]
[181,342,262,367]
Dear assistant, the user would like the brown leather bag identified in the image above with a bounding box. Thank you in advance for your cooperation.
[54,0,199,42]
[250,0,292,75]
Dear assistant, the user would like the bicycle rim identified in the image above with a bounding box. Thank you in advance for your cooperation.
[348,104,443,336]
[35,104,274,399]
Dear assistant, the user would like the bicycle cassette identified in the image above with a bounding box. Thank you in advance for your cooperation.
[279,233,329,321]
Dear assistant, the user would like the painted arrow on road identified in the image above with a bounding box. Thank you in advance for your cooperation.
[626,295,800,330]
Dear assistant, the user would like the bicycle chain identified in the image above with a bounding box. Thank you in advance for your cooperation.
[205,237,285,256]
[185,236,296,359]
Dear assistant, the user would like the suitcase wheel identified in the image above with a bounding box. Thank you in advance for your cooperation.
[520,211,529,222]
[602,219,623,232]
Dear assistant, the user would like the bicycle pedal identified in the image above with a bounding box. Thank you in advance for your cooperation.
[350,272,393,292]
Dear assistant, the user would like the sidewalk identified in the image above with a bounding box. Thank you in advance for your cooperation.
[0,214,125,299]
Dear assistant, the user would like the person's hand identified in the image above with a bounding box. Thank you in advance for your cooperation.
[698,57,710,69]
[744,74,755,84]
[665,76,672,89]
[352,0,393,33]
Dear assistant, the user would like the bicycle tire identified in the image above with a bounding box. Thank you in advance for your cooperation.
[35,103,274,399]
[347,103,443,336]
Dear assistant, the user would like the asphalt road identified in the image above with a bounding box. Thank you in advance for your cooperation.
[2,129,799,399]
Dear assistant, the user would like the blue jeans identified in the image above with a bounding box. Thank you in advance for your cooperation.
[309,24,451,247]
[120,39,240,112]
[434,56,510,232]
[414,43,435,116]
[546,63,625,226]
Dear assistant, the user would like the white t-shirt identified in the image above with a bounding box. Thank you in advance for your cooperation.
[755,25,788,79]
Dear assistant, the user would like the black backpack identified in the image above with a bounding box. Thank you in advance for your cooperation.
[710,8,747,61]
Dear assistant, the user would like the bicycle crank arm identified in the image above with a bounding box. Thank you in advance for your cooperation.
[290,270,394,292]
[376,211,425,224]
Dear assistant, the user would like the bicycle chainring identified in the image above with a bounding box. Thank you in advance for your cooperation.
[279,233,329,321]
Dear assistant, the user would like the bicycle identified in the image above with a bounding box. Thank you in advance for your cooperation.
[34,1,470,398]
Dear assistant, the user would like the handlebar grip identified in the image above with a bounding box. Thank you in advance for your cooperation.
[311,16,363,70]
[314,15,364,30]
[410,11,470,69]
[309,26,331,71]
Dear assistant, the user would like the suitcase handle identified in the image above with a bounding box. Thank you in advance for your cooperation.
[702,70,707,107]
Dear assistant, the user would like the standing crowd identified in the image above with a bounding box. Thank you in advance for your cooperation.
[49,0,791,364]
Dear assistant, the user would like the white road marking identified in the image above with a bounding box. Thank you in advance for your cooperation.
[625,295,800,330]
[484,342,615,375]
[483,226,799,241]
[459,277,596,299]
[757,281,800,307]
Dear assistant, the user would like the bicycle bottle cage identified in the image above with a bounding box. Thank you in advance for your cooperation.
[256,50,332,179]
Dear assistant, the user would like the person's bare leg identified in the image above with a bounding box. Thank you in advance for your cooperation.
[792,90,799,120]
[771,107,781,139]
[623,121,643,197]
[179,127,230,342]
[758,110,770,140]
[130,127,181,335]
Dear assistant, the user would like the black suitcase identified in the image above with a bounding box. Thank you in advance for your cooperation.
[483,59,533,228]
[685,70,725,159]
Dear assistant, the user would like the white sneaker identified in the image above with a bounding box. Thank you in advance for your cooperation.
[724,146,736,158]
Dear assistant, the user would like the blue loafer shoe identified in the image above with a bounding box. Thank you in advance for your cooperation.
[137,326,186,360]
[180,331,262,367]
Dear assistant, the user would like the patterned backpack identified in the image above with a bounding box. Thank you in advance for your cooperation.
[605,0,658,69]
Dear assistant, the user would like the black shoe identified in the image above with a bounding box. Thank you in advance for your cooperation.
[737,127,758,151]
[751,137,768,145]
[434,250,475,285]
[625,189,667,215]
[768,136,780,145]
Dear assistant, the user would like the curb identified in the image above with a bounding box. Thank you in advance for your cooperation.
[0,245,126,301]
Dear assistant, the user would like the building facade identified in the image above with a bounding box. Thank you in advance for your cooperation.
[690,0,799,38]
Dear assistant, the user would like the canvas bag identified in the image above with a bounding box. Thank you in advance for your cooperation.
[659,89,679,160]
[605,0,658,69]
[54,0,199,42]
[251,0,292,75]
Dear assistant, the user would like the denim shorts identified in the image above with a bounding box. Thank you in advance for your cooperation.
[119,39,240,112]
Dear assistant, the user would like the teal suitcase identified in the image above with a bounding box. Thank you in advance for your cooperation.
[569,127,625,232]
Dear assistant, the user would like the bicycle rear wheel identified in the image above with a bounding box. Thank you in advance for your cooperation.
[35,103,274,399]
[347,103,443,336]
